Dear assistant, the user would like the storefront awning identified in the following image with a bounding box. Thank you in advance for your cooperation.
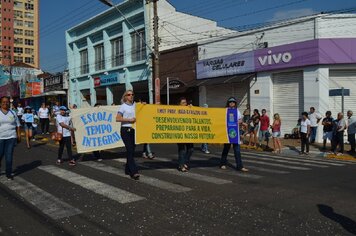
[32,90,66,97]
[195,73,255,86]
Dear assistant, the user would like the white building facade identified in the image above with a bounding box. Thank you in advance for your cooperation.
[196,14,356,142]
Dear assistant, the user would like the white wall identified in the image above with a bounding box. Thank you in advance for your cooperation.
[303,66,329,142]
[250,72,273,115]
[317,15,356,38]
[198,19,315,60]
[156,0,234,51]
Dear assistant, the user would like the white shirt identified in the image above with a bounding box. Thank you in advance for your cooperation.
[38,107,49,119]
[118,102,135,128]
[32,114,39,128]
[56,114,72,137]
[300,119,311,134]
[53,105,60,117]
[17,107,24,116]
[308,112,322,127]
[0,109,20,139]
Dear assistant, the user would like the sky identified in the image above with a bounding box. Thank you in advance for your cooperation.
[40,0,356,73]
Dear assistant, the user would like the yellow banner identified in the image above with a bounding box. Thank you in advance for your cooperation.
[136,104,236,143]
[71,106,125,153]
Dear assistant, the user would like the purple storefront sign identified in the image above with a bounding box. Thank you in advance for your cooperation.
[255,38,356,72]
[196,51,255,79]
[197,38,356,79]
[254,40,319,71]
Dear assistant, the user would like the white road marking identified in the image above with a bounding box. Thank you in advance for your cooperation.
[240,154,329,168]
[114,159,232,185]
[241,159,311,170]
[244,152,345,166]
[38,165,145,204]
[198,167,263,179]
[80,161,192,193]
[0,177,82,220]
[241,165,290,174]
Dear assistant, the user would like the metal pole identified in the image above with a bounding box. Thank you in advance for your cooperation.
[166,77,169,105]
[341,87,344,114]
[153,0,160,104]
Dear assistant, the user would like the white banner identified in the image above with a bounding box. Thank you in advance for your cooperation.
[71,106,124,153]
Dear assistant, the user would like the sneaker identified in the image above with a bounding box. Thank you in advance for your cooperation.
[56,159,63,165]
[299,151,305,155]
[305,152,309,155]
[142,153,148,159]
[148,153,155,159]
[220,165,227,170]
[6,174,14,180]
[69,160,76,166]
[238,167,249,172]
[204,150,210,154]
[97,158,103,162]
[46,132,50,135]
[32,138,36,141]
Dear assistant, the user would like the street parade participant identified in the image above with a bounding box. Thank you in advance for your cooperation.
[220,97,248,172]
[22,106,34,149]
[116,90,140,180]
[38,102,50,134]
[57,106,77,166]
[177,97,194,172]
[0,96,21,180]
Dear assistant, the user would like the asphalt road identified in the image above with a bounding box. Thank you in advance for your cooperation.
[0,139,356,236]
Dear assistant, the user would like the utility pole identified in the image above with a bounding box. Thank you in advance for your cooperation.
[152,0,160,104]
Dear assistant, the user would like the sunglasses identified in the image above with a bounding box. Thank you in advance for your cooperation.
[126,93,134,96]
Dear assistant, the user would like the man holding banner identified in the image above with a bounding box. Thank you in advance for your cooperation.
[220,97,248,172]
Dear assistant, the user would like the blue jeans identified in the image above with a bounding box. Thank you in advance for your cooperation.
[143,143,153,155]
[310,127,318,143]
[121,127,138,176]
[201,143,208,152]
[177,143,194,167]
[0,138,17,177]
[220,143,244,170]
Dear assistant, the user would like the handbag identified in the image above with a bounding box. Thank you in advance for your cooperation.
[51,131,63,141]
[51,126,63,141]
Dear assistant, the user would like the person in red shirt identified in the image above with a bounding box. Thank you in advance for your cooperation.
[258,109,270,149]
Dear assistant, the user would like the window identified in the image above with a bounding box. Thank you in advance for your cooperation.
[25,48,34,54]
[14,38,23,44]
[25,30,34,37]
[24,21,33,28]
[14,28,23,35]
[14,19,23,26]
[131,30,146,62]
[24,12,34,19]
[94,44,105,71]
[25,39,33,45]
[111,37,124,67]
[14,56,23,63]
[14,10,23,18]
[80,50,89,74]
[14,47,23,53]
[14,1,23,8]
[25,3,33,10]
[25,57,34,64]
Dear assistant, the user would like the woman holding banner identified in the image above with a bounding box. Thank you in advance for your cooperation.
[220,97,248,172]
[116,90,140,180]
[177,97,194,172]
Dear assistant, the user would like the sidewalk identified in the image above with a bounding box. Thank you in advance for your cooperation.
[235,136,356,161]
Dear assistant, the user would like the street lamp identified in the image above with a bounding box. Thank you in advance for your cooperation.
[98,0,160,104]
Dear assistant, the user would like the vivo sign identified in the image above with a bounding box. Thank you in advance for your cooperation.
[257,50,292,66]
